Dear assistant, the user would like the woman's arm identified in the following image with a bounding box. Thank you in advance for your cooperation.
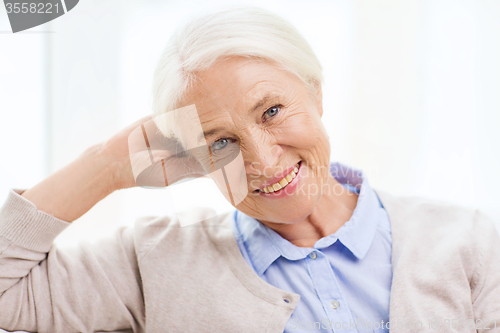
[0,112,204,331]
[0,115,158,332]
[20,143,117,222]
[0,188,145,332]
[20,114,156,222]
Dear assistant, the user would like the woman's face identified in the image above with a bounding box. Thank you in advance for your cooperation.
[181,56,332,224]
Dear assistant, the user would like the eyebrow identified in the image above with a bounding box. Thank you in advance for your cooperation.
[198,127,224,142]
[251,93,278,113]
[197,94,281,142]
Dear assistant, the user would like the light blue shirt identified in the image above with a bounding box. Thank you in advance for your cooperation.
[232,162,392,332]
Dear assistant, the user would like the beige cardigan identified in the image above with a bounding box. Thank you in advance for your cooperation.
[0,188,499,333]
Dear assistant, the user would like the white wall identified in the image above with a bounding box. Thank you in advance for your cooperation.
[0,15,46,206]
[349,0,500,225]
[1,0,499,249]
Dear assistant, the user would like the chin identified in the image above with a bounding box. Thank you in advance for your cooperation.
[260,198,318,224]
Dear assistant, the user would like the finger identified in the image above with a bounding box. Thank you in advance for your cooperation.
[135,161,169,187]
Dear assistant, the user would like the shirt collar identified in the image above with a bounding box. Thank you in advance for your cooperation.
[322,162,382,259]
[234,211,283,276]
[233,162,383,276]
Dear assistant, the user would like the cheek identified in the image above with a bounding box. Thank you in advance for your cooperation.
[277,112,331,185]
[276,112,329,158]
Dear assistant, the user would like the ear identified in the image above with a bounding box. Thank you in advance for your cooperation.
[312,80,323,117]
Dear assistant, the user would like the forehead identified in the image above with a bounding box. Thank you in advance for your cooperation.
[183,57,303,119]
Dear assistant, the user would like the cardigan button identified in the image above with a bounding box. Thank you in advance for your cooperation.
[330,300,340,309]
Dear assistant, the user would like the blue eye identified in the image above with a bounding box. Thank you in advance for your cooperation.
[263,105,281,120]
[212,138,229,151]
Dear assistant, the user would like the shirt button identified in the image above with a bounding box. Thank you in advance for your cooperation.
[330,300,340,309]
[309,252,317,259]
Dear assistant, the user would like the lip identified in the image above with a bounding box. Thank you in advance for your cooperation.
[257,161,302,198]
[257,161,301,190]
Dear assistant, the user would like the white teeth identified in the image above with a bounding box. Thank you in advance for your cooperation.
[259,163,300,193]
[278,178,288,187]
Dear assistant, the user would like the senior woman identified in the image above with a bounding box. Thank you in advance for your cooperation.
[0,6,499,333]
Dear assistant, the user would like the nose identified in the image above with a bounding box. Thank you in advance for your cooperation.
[243,132,283,178]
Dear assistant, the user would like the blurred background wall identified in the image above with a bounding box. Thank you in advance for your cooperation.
[1,0,499,247]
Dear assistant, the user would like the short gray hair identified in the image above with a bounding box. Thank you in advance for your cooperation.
[151,5,323,137]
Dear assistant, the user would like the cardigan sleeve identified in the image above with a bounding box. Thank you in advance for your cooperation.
[470,209,500,332]
[0,189,145,333]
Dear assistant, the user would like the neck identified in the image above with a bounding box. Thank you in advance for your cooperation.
[260,175,359,247]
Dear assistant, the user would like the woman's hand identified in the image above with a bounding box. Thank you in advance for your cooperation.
[99,114,157,191]
[110,115,207,190]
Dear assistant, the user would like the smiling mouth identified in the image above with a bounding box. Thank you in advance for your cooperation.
[256,161,301,193]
